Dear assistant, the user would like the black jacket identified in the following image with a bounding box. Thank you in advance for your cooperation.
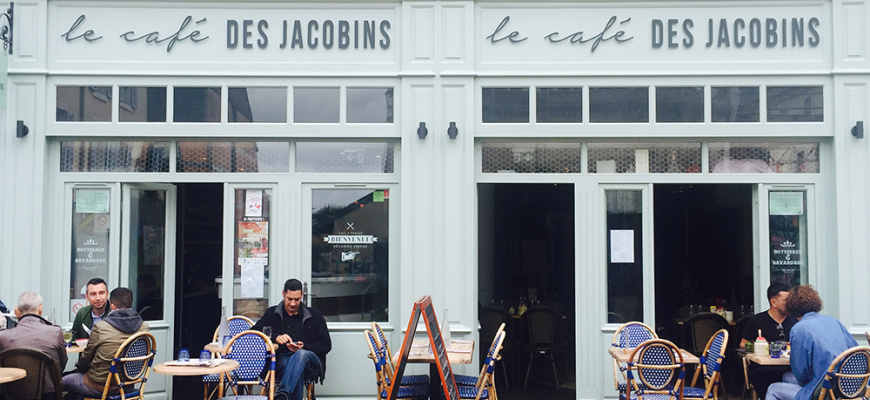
[252,302,331,382]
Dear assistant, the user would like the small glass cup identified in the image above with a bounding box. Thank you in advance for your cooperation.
[200,350,211,363]
[177,348,190,362]
[745,341,755,353]
[769,342,783,358]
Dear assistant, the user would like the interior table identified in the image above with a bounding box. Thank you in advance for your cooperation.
[745,352,790,366]
[153,359,240,397]
[66,344,86,354]
[0,367,26,384]
[392,339,475,397]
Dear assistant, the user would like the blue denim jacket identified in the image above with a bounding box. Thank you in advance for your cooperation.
[789,312,858,400]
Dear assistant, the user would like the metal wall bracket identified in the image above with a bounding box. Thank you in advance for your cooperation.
[0,3,13,55]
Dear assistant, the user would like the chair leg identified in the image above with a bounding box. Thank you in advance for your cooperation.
[550,355,560,391]
[306,382,315,400]
[523,354,534,390]
[500,359,509,390]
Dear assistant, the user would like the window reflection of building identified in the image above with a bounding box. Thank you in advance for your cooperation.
[177,142,261,172]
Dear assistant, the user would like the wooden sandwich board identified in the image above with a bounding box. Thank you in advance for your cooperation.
[388,295,459,400]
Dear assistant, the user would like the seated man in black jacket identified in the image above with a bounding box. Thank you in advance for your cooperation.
[253,279,331,400]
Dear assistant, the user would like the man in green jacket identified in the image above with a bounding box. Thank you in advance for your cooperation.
[71,278,110,340]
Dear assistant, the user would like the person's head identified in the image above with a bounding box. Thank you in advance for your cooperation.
[785,285,823,319]
[14,292,43,318]
[282,279,304,316]
[767,283,792,314]
[85,278,109,312]
[109,287,134,310]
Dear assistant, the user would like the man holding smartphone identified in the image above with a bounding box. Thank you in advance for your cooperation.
[253,279,332,400]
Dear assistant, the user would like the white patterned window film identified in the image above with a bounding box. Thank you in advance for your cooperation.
[588,142,701,173]
[176,142,290,173]
[61,141,170,172]
[481,142,581,173]
[708,142,819,173]
[296,142,395,173]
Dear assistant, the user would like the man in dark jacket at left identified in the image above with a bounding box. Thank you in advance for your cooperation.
[62,287,149,398]
[253,278,331,400]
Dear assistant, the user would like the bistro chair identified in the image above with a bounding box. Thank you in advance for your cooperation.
[864,332,870,346]
[521,306,565,390]
[454,329,505,400]
[76,331,157,400]
[205,315,255,400]
[741,354,757,400]
[611,322,658,393]
[817,346,870,400]
[363,330,428,400]
[683,329,728,400]
[478,307,512,388]
[682,313,729,357]
[621,339,686,400]
[0,347,64,400]
[370,322,429,386]
[216,330,276,400]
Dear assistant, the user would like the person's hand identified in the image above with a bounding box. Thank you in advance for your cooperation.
[286,341,303,352]
[275,334,292,345]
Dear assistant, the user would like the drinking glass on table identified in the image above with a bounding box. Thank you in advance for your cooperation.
[62,329,73,343]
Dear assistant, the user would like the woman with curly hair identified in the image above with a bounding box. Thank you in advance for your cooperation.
[766,285,858,400]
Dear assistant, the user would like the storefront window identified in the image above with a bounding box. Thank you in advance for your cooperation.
[176,141,290,173]
[56,86,112,122]
[69,188,111,320]
[708,141,819,173]
[769,191,808,287]
[60,141,170,172]
[347,88,394,123]
[588,142,701,173]
[712,86,759,122]
[482,88,529,123]
[128,189,166,321]
[480,142,581,173]
[118,87,166,122]
[656,87,703,123]
[589,87,649,123]
[173,87,221,122]
[606,190,643,323]
[767,86,823,122]
[228,87,288,123]
[233,189,272,319]
[294,87,339,123]
[296,142,395,173]
[311,189,389,322]
[536,88,582,123]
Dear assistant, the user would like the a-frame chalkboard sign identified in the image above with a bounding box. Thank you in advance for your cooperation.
[389,295,459,400]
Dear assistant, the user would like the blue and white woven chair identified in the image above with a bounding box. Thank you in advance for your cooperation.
[612,322,658,393]
[683,329,728,400]
[817,346,870,400]
[216,330,276,400]
[455,324,505,387]
[621,338,686,400]
[363,330,428,400]
[370,322,429,387]
[204,316,255,400]
[453,330,504,400]
[76,331,157,400]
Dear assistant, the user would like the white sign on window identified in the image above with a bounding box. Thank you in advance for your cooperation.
[610,229,635,263]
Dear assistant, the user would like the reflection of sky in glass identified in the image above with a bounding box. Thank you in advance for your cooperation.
[295,88,339,123]
[347,88,393,123]
[247,88,287,123]
[254,142,290,172]
[313,189,374,212]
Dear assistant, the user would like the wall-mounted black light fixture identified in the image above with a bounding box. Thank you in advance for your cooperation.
[16,120,28,138]
[0,2,13,55]
[416,122,428,139]
[852,121,864,139]
[447,121,458,139]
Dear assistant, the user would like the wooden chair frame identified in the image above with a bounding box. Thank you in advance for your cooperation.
[741,354,758,400]
[211,316,255,342]
[363,330,427,400]
[84,331,157,400]
[625,339,686,400]
[611,322,658,392]
[817,346,870,400]
[217,330,276,400]
[685,329,728,400]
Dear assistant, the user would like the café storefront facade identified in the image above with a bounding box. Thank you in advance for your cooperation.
[0,0,869,398]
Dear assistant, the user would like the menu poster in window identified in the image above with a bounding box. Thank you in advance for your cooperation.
[237,221,269,259]
[240,258,267,298]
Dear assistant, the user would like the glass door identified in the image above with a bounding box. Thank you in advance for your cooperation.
[603,185,653,324]
[758,185,815,292]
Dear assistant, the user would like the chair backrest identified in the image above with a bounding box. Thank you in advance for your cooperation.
[476,330,506,398]
[479,307,510,350]
[0,347,63,400]
[683,313,729,355]
[626,339,686,400]
[612,322,658,349]
[222,330,276,398]
[694,329,729,399]
[103,331,157,400]
[522,306,562,348]
[212,315,255,341]
[818,346,870,400]
[865,332,870,347]
[364,330,389,393]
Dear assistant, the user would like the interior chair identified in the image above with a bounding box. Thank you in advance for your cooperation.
[741,354,757,400]
[370,322,429,387]
[683,329,728,400]
[611,322,658,393]
[205,315,255,400]
[363,330,428,400]
[521,306,564,390]
[682,313,729,357]
[74,331,157,400]
[0,347,63,400]
[817,346,870,400]
[725,315,754,399]
[216,330,276,400]
[478,306,512,388]
[456,323,505,386]
[621,338,686,400]
[454,329,505,400]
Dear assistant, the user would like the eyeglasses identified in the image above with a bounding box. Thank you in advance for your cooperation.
[776,324,785,340]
